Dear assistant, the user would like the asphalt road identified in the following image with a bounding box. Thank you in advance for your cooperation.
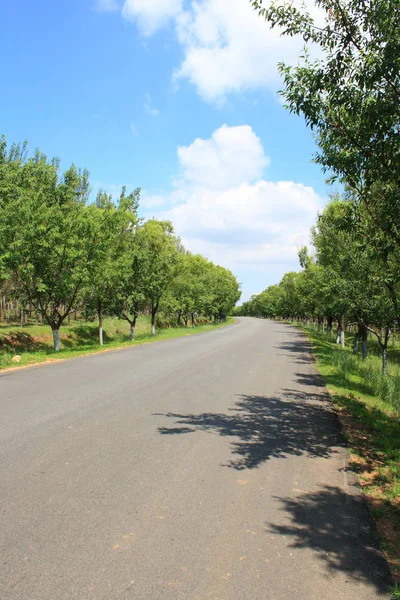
[0,318,391,599]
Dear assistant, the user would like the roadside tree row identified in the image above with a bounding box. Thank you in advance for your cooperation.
[236,193,400,375]
[0,136,241,350]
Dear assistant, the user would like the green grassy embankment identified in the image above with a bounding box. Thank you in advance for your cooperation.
[0,315,234,371]
[302,326,400,591]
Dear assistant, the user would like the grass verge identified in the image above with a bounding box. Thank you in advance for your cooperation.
[302,327,400,589]
[0,316,235,371]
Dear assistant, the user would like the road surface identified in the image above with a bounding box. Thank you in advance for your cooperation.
[0,318,391,599]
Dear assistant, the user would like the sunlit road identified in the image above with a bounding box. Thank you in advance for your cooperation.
[0,318,391,599]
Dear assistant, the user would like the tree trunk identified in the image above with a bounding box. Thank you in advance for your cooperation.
[340,315,345,349]
[382,346,388,375]
[380,328,390,375]
[130,323,135,341]
[177,310,182,327]
[191,313,195,328]
[336,319,341,344]
[52,328,61,352]
[322,318,325,334]
[98,301,103,346]
[361,325,368,360]
[151,302,158,337]
[327,316,333,337]
[353,331,359,354]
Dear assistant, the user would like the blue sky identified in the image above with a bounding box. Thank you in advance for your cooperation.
[1,0,330,301]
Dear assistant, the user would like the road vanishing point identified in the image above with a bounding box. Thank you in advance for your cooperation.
[0,318,391,599]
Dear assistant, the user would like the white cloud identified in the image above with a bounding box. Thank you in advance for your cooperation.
[122,0,182,35]
[174,0,311,102]
[176,124,269,190]
[144,93,160,116]
[161,180,320,246]
[142,124,324,296]
[95,0,119,12]
[118,0,322,103]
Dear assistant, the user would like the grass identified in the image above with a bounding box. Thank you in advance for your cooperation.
[302,326,400,587]
[0,315,234,371]
[391,584,400,599]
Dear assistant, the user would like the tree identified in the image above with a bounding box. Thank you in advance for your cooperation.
[86,187,140,345]
[207,264,241,322]
[135,220,181,336]
[312,198,396,369]
[0,139,95,351]
[167,253,212,327]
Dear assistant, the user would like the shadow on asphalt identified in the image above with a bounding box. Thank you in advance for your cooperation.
[156,392,391,594]
[274,333,313,365]
[155,325,392,595]
[155,384,391,600]
[156,390,342,470]
[268,485,391,594]
[294,372,326,387]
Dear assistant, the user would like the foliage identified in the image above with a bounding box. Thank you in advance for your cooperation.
[252,0,400,249]
[0,135,241,350]
[0,140,94,350]
[236,194,400,375]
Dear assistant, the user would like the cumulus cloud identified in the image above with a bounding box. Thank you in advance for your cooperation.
[161,180,320,246]
[176,124,269,190]
[118,0,322,103]
[122,0,182,35]
[174,0,311,102]
[141,124,324,295]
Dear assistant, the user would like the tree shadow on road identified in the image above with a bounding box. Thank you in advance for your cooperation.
[156,390,343,470]
[275,335,313,365]
[267,485,391,594]
[155,395,392,594]
[294,372,326,387]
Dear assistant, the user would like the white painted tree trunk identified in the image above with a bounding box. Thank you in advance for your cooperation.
[361,327,368,360]
[353,333,359,354]
[130,324,135,341]
[53,329,61,352]
[382,347,388,375]
[340,316,345,348]
[98,302,104,346]
[151,324,155,337]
